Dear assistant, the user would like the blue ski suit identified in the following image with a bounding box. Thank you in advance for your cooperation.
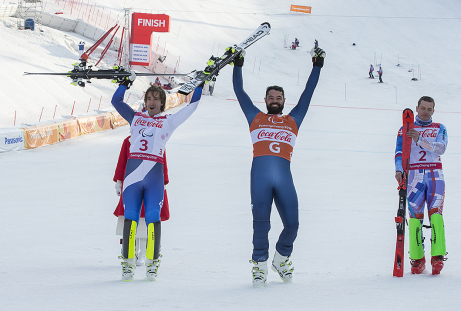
[233,65,321,261]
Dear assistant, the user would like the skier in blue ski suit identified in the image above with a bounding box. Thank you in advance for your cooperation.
[394,96,448,275]
[232,45,325,283]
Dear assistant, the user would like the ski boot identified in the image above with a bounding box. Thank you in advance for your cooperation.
[121,257,136,281]
[250,260,267,286]
[431,255,447,275]
[146,255,162,281]
[271,251,294,282]
[410,256,426,274]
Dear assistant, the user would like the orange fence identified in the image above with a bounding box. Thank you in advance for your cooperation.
[77,113,114,135]
[15,91,191,151]
[23,123,60,149]
[290,5,312,14]
[56,117,80,142]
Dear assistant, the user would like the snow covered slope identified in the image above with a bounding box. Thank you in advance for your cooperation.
[1,0,461,310]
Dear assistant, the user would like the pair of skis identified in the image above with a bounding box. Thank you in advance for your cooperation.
[393,108,414,277]
[24,61,191,87]
[24,22,271,94]
[177,22,270,95]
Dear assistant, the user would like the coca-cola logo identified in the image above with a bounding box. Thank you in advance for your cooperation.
[257,130,292,142]
[420,128,437,138]
[134,118,163,128]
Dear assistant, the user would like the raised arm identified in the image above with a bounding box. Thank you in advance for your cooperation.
[288,66,321,128]
[111,85,136,124]
[232,63,261,126]
[168,86,203,132]
[289,47,325,128]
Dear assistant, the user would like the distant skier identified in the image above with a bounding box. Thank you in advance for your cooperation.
[113,135,170,267]
[154,77,162,86]
[369,64,374,78]
[394,96,448,275]
[111,74,203,281]
[314,39,318,48]
[378,66,383,83]
[294,38,299,47]
[232,44,325,286]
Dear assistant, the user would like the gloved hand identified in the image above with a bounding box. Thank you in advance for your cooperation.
[112,66,136,89]
[233,50,246,67]
[310,47,326,68]
[225,46,246,67]
[119,70,136,89]
[115,180,122,196]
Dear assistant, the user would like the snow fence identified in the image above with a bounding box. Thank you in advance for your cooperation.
[0,92,192,152]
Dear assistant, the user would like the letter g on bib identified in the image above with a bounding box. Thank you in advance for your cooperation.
[269,142,281,153]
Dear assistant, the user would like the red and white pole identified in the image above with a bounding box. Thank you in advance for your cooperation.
[39,107,44,122]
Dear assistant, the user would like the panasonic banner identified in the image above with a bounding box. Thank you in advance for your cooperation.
[130,13,170,66]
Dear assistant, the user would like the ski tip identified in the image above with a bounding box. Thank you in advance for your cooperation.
[261,22,271,28]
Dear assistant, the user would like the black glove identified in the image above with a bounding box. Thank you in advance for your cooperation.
[234,53,245,67]
[119,73,135,89]
[225,46,245,67]
[310,47,326,68]
[112,66,136,89]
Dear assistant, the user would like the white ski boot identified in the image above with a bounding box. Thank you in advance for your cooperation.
[121,258,136,281]
[250,260,268,286]
[271,251,294,282]
[146,256,161,281]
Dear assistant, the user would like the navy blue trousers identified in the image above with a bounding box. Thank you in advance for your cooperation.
[251,156,299,262]
[122,159,164,225]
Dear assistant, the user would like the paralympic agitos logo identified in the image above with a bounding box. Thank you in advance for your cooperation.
[139,128,153,137]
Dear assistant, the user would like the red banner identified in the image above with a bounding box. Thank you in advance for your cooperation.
[130,13,170,66]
